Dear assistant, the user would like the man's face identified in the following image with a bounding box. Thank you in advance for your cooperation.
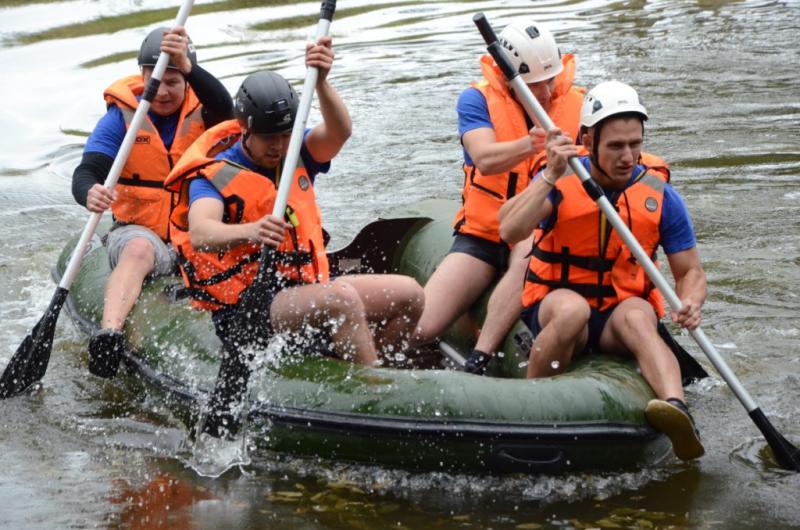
[244,130,292,168]
[527,77,556,112]
[142,67,187,117]
[586,117,644,187]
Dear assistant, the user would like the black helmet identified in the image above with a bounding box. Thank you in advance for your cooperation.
[234,71,299,135]
[137,27,197,70]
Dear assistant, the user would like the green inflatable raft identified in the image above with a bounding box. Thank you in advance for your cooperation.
[56,199,676,473]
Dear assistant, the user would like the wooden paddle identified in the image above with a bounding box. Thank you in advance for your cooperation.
[0,0,197,399]
[471,12,798,471]
[198,0,338,440]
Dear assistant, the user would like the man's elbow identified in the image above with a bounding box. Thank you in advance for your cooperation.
[189,231,204,249]
[338,121,353,143]
[499,222,522,245]
[472,157,500,176]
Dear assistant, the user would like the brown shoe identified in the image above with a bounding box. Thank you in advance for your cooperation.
[645,398,705,461]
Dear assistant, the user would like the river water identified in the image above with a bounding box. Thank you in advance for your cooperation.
[1,0,798,528]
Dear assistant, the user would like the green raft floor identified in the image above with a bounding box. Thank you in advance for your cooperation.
[56,199,671,474]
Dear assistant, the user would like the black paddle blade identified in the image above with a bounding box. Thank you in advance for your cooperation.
[749,408,800,471]
[202,248,278,439]
[0,287,69,399]
[657,322,710,386]
[202,341,256,439]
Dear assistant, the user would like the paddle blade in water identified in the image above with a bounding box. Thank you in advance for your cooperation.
[0,287,69,398]
[749,408,800,471]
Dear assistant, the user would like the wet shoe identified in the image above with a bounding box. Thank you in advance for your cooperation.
[464,349,492,375]
[88,329,125,378]
[645,398,705,461]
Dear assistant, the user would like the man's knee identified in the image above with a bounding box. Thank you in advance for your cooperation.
[618,299,658,334]
[120,237,156,266]
[324,280,365,316]
[543,291,591,325]
[392,276,425,314]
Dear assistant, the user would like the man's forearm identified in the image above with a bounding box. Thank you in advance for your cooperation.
[71,152,113,207]
[186,64,234,128]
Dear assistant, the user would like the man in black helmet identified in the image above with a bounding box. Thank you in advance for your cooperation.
[164,36,424,366]
[71,26,233,378]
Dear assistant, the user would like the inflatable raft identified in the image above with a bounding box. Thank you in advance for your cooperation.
[57,199,674,473]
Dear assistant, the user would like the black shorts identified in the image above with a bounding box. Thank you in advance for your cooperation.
[521,301,614,355]
[449,232,510,271]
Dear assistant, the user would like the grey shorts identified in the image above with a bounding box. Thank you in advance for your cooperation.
[105,224,176,277]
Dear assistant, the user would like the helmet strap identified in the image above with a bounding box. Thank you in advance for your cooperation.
[242,130,255,161]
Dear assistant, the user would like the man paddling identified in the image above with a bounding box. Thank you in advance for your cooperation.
[412,19,585,372]
[500,80,706,461]
[71,26,233,378]
[164,37,424,369]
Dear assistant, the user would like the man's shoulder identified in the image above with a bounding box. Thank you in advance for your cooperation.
[457,86,488,113]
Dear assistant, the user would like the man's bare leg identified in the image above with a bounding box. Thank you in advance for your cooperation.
[412,252,496,346]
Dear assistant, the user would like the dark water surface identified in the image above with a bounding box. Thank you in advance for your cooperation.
[1,0,799,528]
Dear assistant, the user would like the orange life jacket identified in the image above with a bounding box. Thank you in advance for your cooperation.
[522,156,671,317]
[104,74,205,241]
[453,54,586,245]
[165,120,329,311]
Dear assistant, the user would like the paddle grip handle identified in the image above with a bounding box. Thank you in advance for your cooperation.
[473,15,521,96]
[320,0,336,21]
[473,13,497,45]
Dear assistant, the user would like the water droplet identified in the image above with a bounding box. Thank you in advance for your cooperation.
[550,360,560,370]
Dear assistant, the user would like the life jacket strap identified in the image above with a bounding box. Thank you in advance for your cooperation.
[526,269,617,299]
[530,246,615,272]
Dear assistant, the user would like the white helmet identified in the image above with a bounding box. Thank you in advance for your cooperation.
[580,80,648,128]
[498,20,563,84]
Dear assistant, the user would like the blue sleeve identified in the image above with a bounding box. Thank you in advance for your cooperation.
[83,106,126,159]
[189,178,223,205]
[457,88,493,167]
[300,128,331,183]
[660,184,697,254]
[457,87,493,137]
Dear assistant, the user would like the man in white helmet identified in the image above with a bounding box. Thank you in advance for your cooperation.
[499,81,707,461]
[413,20,585,372]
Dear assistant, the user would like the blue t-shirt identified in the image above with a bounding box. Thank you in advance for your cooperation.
[456,87,494,167]
[188,131,329,205]
[535,157,696,255]
[456,87,537,167]
[84,102,180,157]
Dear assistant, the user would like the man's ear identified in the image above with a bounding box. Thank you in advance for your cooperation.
[580,128,592,150]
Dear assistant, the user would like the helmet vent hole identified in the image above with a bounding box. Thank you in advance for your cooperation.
[525,26,540,39]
